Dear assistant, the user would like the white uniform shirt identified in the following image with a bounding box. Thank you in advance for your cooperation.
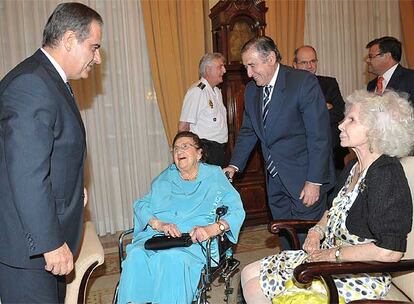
[180,77,228,143]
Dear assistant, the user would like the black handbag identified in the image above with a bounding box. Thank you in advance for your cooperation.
[144,233,193,250]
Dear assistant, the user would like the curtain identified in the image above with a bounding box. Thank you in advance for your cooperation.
[304,0,403,98]
[266,0,305,66]
[142,0,206,144]
[0,0,171,235]
[400,0,414,68]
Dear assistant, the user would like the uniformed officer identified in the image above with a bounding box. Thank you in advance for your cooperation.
[179,53,228,167]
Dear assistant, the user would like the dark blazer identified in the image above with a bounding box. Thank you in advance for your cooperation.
[317,75,348,171]
[317,75,344,149]
[0,49,86,269]
[367,64,414,103]
[331,155,412,252]
[230,64,335,199]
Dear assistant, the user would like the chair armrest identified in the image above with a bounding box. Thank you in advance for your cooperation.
[268,219,318,250]
[293,259,414,304]
[65,221,105,304]
[349,300,413,303]
[294,259,414,284]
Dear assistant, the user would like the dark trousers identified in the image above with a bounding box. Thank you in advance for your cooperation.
[200,139,227,168]
[0,261,66,303]
[266,174,327,250]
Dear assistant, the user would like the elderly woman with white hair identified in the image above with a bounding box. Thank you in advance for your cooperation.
[241,90,414,303]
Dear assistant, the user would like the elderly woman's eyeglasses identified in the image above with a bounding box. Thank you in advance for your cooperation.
[172,142,197,153]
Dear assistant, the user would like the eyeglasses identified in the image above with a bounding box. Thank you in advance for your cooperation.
[296,59,318,65]
[172,142,197,153]
[367,53,383,60]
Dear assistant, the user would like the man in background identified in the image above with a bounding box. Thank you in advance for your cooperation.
[366,36,414,103]
[293,45,348,172]
[224,37,335,249]
[0,3,102,302]
[179,53,228,167]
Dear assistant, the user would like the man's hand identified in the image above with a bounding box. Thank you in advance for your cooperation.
[299,182,320,207]
[44,243,74,276]
[223,166,237,181]
[326,102,333,110]
[178,121,190,132]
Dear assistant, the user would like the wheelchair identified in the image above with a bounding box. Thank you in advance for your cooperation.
[112,206,240,304]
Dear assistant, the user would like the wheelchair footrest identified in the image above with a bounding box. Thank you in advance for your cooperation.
[221,257,240,277]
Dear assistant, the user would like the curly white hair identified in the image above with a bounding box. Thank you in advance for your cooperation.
[345,90,414,157]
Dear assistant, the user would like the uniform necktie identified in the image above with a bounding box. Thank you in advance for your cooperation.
[376,76,384,95]
[65,81,74,98]
[262,85,272,128]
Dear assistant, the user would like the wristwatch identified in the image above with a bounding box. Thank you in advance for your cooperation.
[334,247,341,263]
[217,221,226,234]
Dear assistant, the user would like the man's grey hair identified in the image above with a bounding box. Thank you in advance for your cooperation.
[42,2,103,48]
[240,36,282,63]
[345,90,414,157]
[199,53,225,78]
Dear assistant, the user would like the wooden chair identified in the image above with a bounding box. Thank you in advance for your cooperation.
[65,221,105,304]
[268,156,414,304]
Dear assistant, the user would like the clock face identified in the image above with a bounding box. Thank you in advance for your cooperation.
[229,21,255,62]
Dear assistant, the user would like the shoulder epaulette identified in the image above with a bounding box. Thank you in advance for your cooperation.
[197,82,206,90]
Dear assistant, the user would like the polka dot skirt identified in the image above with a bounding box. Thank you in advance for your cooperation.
[259,163,391,302]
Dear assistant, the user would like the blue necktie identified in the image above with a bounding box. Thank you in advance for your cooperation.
[262,85,272,128]
[262,85,277,177]
[65,82,74,98]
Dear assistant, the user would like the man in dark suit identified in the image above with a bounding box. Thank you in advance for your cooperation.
[366,36,414,103]
[0,3,102,303]
[224,36,335,249]
[293,45,348,172]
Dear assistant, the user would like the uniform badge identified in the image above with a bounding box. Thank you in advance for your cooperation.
[208,100,214,109]
[197,82,206,90]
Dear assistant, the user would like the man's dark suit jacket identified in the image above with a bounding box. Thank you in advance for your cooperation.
[317,76,344,149]
[317,76,347,170]
[0,49,86,269]
[230,64,335,200]
[367,64,414,103]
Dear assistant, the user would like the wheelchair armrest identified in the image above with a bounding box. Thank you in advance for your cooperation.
[293,259,414,304]
[268,219,318,250]
[118,228,134,271]
[215,205,228,219]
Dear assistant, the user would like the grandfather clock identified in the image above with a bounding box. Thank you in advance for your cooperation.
[210,0,270,225]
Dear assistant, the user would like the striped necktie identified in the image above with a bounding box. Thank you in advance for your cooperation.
[262,85,272,128]
[262,85,277,177]
[65,82,74,98]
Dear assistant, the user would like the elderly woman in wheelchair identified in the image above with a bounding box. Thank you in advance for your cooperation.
[241,90,414,304]
[117,131,245,304]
